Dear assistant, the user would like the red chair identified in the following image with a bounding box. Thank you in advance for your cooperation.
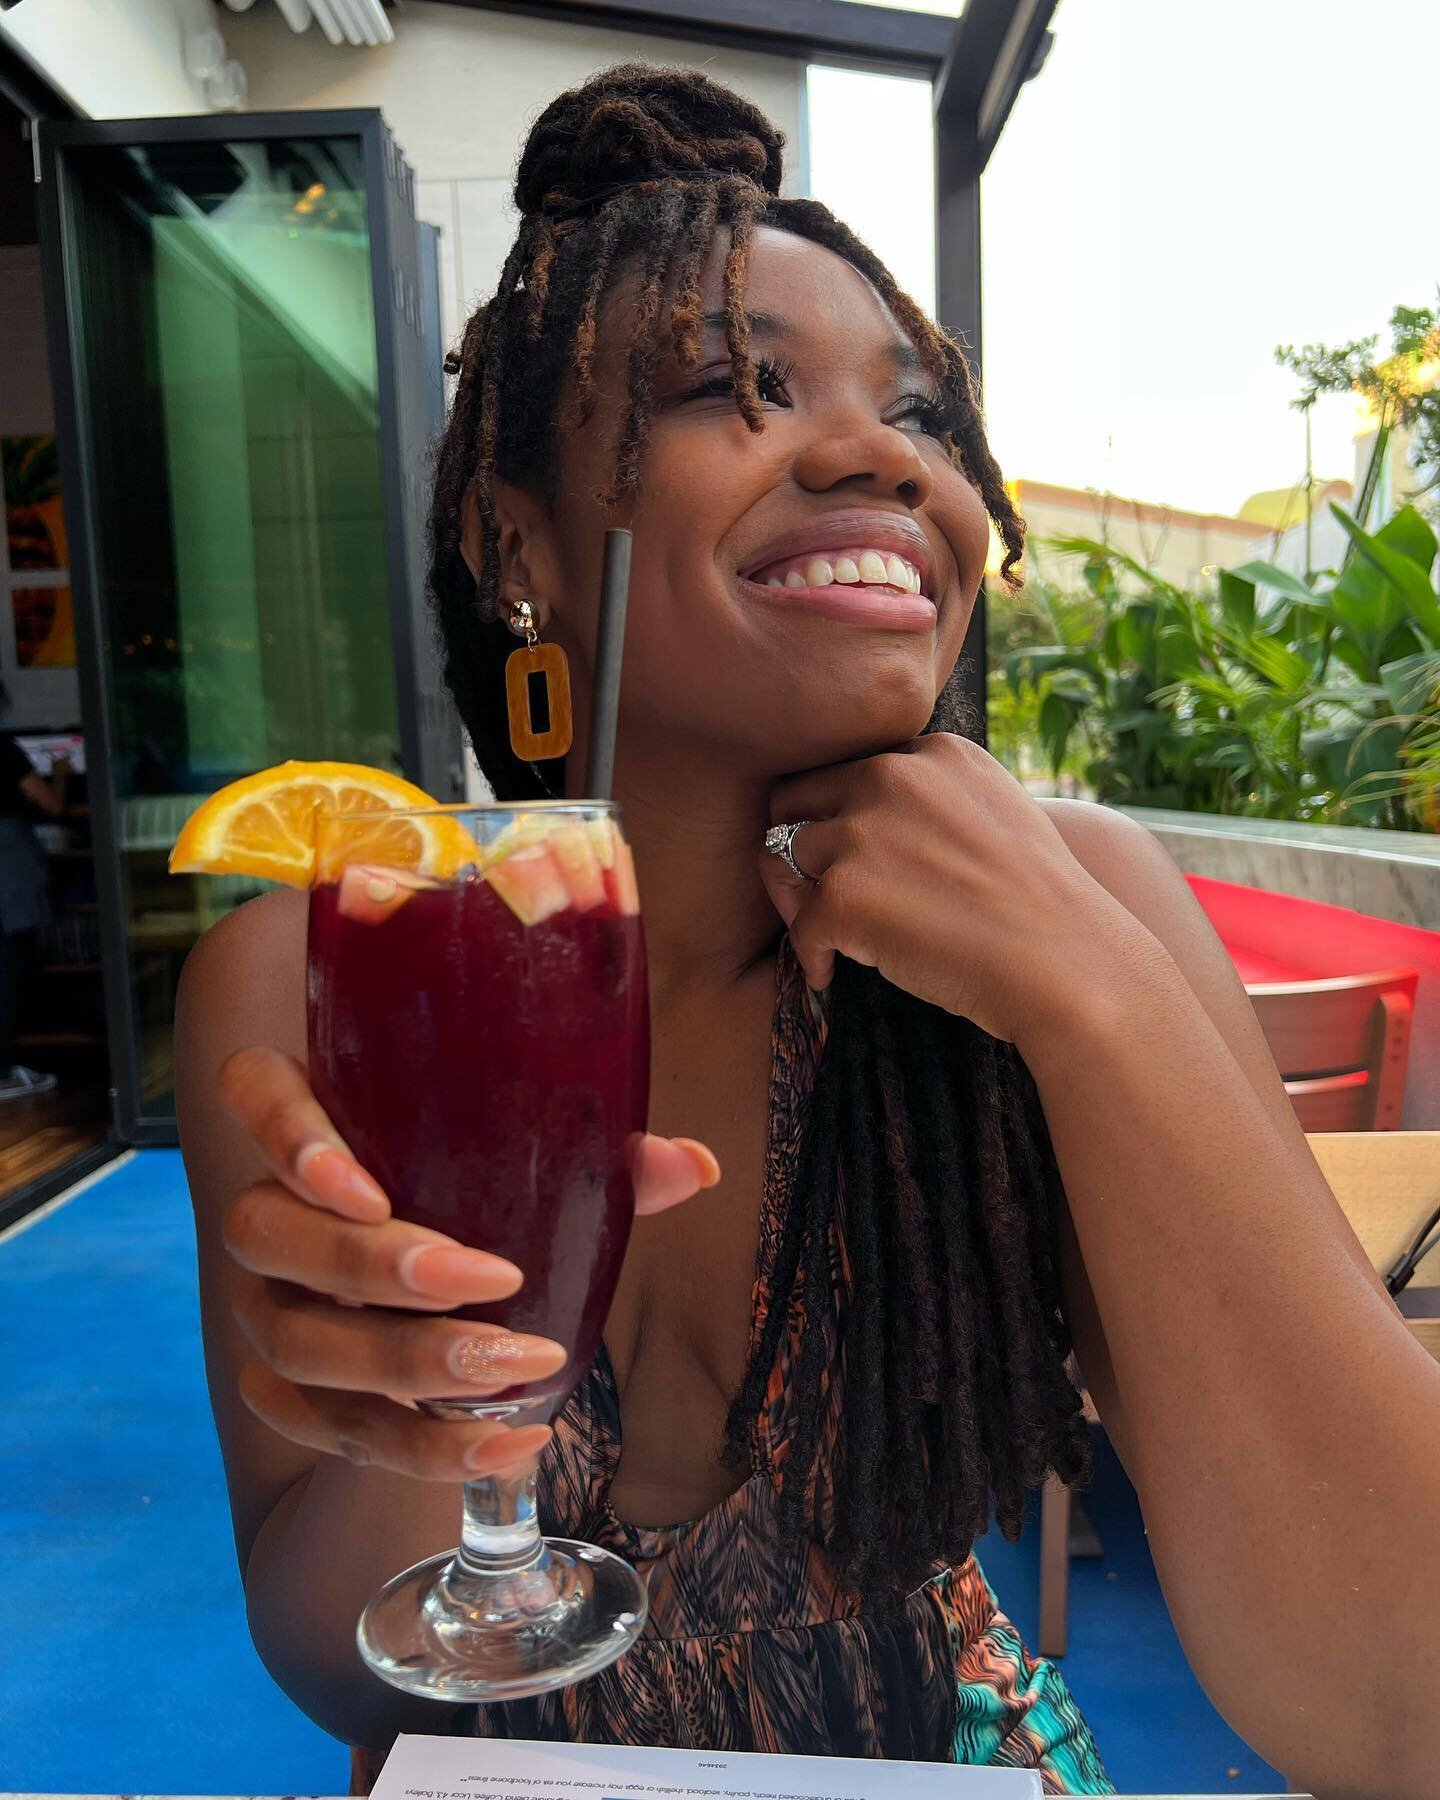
[1245,968,1416,1131]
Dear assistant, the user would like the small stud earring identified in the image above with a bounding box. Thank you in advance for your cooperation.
[505,600,573,762]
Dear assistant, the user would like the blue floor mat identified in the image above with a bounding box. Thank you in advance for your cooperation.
[975,1456,1283,1794]
[0,1151,1283,1795]
[0,1151,344,1795]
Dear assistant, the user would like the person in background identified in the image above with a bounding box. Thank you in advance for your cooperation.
[0,680,67,1101]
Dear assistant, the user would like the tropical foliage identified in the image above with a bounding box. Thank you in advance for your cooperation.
[992,504,1440,831]
[1277,300,1440,529]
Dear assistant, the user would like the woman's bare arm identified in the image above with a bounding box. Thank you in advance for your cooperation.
[174,890,468,1749]
[20,758,67,816]
[175,888,713,1750]
[1038,800,1440,1800]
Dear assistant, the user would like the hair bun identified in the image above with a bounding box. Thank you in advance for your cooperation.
[515,63,785,219]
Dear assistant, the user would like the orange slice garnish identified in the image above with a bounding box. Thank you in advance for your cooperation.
[168,760,477,888]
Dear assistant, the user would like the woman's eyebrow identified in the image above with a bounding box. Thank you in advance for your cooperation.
[698,308,789,340]
[696,310,926,377]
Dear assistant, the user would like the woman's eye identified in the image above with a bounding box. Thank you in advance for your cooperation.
[889,397,953,439]
[676,358,794,409]
[755,362,792,404]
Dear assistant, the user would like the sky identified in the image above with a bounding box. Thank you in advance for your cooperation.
[809,0,1440,519]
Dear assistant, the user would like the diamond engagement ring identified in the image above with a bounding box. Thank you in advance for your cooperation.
[764,820,816,881]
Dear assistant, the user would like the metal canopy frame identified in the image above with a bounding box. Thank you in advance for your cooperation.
[930,0,1060,727]
[418,0,955,73]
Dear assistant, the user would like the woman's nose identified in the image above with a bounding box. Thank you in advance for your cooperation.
[790,415,934,509]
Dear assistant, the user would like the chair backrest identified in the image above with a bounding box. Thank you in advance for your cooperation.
[1307,1131,1440,1289]
[1247,969,1417,1131]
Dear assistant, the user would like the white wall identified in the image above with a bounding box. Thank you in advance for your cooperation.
[0,0,212,118]
[221,0,807,349]
[0,247,81,730]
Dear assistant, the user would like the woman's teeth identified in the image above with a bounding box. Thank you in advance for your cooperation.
[760,550,923,595]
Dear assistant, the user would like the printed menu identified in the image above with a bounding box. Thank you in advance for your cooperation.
[371,1734,1043,1800]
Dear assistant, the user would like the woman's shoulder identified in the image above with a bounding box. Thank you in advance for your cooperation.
[176,886,308,1066]
[1036,797,1188,924]
[1034,798,1295,1119]
[1036,795,1154,859]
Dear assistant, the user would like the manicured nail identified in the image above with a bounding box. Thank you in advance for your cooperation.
[673,1138,721,1189]
[399,1243,523,1299]
[467,1424,552,1473]
[448,1332,566,1387]
[296,1145,389,1220]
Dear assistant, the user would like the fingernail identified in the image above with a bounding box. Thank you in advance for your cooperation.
[449,1333,566,1387]
[673,1138,721,1189]
[400,1243,523,1299]
[467,1424,552,1473]
[296,1145,389,1220]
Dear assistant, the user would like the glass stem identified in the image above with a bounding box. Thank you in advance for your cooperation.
[456,1467,546,1578]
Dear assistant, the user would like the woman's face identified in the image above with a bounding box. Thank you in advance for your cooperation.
[502,224,991,779]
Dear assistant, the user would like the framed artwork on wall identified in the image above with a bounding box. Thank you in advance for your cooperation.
[2,434,75,669]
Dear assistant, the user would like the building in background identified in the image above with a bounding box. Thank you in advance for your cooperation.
[1009,477,1276,589]
[1249,417,1438,584]
[1234,477,1356,581]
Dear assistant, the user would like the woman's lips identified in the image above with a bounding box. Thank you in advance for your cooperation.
[736,508,940,631]
[738,572,938,632]
[739,508,934,589]
[752,548,924,594]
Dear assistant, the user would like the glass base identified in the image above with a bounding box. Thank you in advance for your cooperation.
[357,1537,648,1702]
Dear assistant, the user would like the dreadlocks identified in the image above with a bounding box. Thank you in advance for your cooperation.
[428,63,1089,1604]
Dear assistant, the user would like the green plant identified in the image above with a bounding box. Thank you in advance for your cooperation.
[1001,505,1440,830]
[0,434,59,506]
[1002,540,1232,812]
[1277,300,1440,530]
[985,566,1102,788]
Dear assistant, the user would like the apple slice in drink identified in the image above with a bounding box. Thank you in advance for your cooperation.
[483,815,638,923]
[549,822,607,913]
[338,863,443,925]
[604,839,640,916]
[485,842,571,925]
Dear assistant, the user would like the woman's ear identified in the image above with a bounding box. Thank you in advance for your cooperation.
[458,484,487,588]
[468,481,562,629]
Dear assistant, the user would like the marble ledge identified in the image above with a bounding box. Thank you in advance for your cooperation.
[1120,807,1440,932]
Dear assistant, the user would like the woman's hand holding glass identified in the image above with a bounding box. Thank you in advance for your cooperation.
[217,1044,717,1482]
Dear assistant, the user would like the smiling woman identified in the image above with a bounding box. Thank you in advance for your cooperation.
[175,57,1440,1800]
[430,75,1022,796]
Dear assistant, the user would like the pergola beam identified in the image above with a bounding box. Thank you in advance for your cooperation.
[426,0,955,74]
[932,0,1059,741]
[931,0,1059,406]
[934,0,1056,160]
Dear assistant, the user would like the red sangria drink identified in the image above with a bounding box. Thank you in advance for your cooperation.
[308,802,650,1703]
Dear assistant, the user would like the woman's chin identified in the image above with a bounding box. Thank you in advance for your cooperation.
[777,701,940,770]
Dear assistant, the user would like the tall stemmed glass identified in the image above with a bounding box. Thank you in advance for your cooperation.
[307,800,649,1700]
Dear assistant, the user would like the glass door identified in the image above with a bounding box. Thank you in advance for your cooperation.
[38,111,454,1140]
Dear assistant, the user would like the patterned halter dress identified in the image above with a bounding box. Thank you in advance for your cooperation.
[422,942,1113,1795]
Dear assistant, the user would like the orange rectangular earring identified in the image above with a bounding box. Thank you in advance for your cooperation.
[505,601,574,761]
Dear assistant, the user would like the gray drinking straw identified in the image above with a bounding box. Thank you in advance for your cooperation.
[585,527,633,801]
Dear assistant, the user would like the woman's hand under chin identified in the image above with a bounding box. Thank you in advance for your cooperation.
[759,734,1166,1050]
